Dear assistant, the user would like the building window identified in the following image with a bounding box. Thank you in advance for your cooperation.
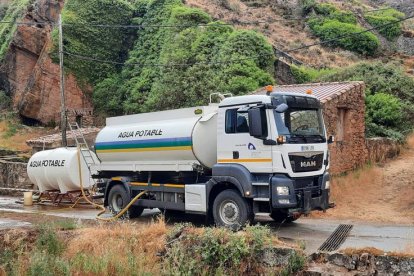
[225,109,250,134]
[336,108,348,142]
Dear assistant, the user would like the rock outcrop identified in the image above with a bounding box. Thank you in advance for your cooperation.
[0,0,92,125]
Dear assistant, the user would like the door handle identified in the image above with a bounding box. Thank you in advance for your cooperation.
[233,151,239,159]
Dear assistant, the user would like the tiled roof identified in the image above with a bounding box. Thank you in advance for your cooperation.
[26,127,100,146]
[252,81,365,103]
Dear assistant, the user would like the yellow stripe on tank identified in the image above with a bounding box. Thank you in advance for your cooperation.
[218,158,272,163]
[129,182,184,188]
[96,146,192,153]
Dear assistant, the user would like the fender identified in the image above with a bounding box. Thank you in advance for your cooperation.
[103,176,131,206]
[211,163,253,198]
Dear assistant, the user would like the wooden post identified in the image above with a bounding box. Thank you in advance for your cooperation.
[59,14,67,147]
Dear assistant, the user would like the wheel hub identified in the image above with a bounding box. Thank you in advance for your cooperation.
[111,194,123,212]
[219,200,239,225]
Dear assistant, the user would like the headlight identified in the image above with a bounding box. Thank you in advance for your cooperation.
[277,186,290,195]
[325,180,330,189]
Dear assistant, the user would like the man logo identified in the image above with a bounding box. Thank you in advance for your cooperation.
[301,161,316,167]
[248,143,256,150]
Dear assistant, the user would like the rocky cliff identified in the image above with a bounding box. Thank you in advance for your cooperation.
[0,0,92,125]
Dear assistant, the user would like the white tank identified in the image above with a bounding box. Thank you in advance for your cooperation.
[27,147,98,193]
[95,106,218,169]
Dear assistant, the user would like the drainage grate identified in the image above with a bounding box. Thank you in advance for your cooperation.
[318,224,353,252]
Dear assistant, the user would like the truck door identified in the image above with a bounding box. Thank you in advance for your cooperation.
[217,106,273,173]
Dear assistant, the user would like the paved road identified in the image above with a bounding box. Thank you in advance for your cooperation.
[1,196,413,254]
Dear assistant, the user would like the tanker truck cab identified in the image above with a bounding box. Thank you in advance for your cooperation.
[94,92,330,229]
[215,92,330,225]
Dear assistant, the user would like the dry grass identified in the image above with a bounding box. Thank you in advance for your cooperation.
[0,119,55,153]
[66,217,167,275]
[341,247,414,258]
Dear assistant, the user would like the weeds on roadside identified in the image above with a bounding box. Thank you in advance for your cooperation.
[163,224,281,275]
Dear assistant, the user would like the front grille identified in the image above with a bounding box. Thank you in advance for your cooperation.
[289,153,323,172]
[293,177,321,197]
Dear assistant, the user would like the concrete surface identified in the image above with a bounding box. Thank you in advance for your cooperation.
[0,196,413,255]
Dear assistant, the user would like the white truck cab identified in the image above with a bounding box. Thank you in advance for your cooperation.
[94,91,331,228]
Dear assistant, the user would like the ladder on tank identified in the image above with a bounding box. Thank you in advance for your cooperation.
[68,122,97,169]
[67,122,102,197]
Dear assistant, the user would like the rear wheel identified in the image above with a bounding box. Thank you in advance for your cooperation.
[108,185,144,219]
[213,189,253,230]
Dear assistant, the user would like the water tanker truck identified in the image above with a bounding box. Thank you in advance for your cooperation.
[28,90,332,228]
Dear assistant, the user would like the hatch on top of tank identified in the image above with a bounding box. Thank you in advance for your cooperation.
[106,105,218,126]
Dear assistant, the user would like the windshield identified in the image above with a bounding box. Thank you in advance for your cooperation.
[274,108,326,143]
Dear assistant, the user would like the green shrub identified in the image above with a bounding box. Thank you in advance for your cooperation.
[312,20,379,55]
[163,224,275,275]
[280,251,306,276]
[364,8,405,40]
[366,93,402,127]
[0,0,32,61]
[321,61,414,140]
[0,90,11,110]
[53,0,135,85]
[36,225,65,256]
[300,0,316,15]
[290,64,336,83]
[48,0,276,116]
[0,4,8,20]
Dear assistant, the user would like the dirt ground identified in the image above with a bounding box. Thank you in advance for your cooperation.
[311,135,414,224]
[0,120,55,153]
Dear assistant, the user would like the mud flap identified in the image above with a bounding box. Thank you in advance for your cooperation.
[303,190,312,214]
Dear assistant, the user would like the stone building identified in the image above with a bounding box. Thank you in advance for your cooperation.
[253,81,368,175]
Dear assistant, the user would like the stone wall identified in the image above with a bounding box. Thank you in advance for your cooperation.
[323,84,368,175]
[274,59,297,85]
[366,137,402,163]
[0,160,32,195]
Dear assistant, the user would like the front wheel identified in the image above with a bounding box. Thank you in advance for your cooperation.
[108,185,144,219]
[213,189,253,230]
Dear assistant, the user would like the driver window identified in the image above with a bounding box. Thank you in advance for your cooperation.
[225,109,250,134]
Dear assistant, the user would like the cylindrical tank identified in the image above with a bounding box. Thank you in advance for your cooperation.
[27,147,98,193]
[95,112,218,168]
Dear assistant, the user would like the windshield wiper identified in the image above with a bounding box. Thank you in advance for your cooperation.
[307,134,326,142]
[289,134,308,143]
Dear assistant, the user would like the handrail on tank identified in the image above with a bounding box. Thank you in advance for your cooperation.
[209,93,233,104]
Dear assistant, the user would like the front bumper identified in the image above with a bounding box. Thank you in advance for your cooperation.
[271,172,330,213]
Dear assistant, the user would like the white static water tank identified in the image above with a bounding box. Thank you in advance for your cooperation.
[27,147,98,193]
[95,107,218,169]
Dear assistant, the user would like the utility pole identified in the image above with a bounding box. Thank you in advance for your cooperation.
[59,14,67,147]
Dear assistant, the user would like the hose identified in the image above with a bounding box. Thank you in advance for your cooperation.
[76,146,147,221]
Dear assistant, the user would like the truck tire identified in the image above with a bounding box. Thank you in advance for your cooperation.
[108,185,144,219]
[213,189,253,230]
[270,211,299,223]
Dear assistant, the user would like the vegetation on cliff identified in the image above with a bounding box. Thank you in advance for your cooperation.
[0,0,33,61]
[321,62,414,141]
[288,61,414,141]
[364,8,405,41]
[58,0,274,116]
[303,1,380,56]
[52,0,136,86]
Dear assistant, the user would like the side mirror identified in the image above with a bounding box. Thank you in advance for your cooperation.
[275,103,288,113]
[248,107,267,139]
[328,135,335,144]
